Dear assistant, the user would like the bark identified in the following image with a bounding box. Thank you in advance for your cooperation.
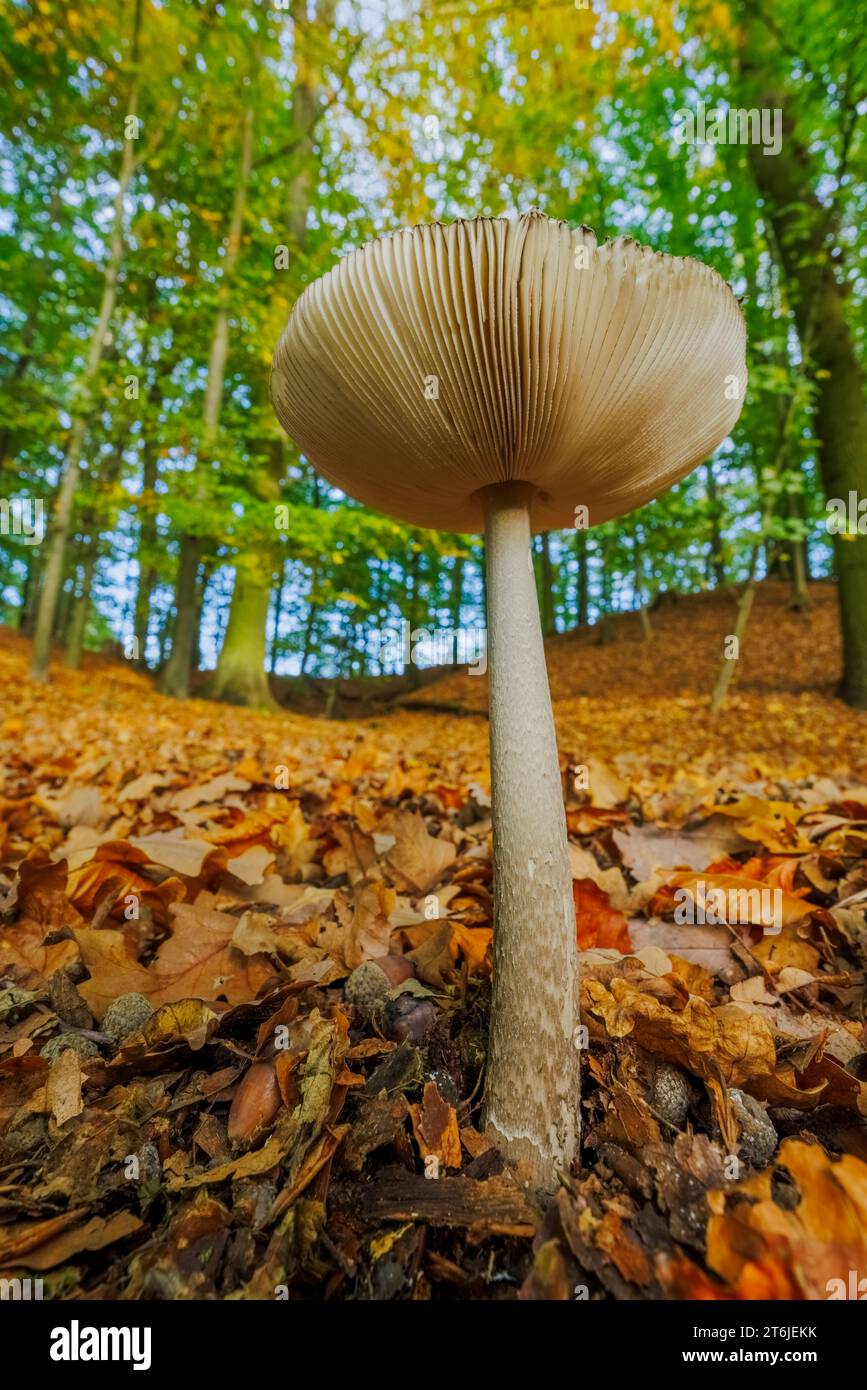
[208,568,274,706]
[29,0,142,682]
[634,530,653,640]
[788,490,811,612]
[711,389,798,713]
[133,435,159,666]
[269,555,288,673]
[596,538,614,645]
[301,590,320,675]
[710,574,757,718]
[19,549,42,634]
[212,0,338,706]
[480,481,579,1191]
[405,542,424,689]
[132,290,163,667]
[160,537,202,698]
[0,305,37,470]
[575,528,589,628]
[65,543,98,670]
[0,190,62,469]
[161,96,255,699]
[208,459,279,706]
[449,551,464,631]
[537,531,556,635]
[53,573,74,645]
[743,6,867,705]
[705,461,725,587]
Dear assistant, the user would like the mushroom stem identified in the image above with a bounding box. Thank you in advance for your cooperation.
[479,480,580,1190]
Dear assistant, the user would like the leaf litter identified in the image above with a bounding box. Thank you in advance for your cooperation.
[1,618,867,1300]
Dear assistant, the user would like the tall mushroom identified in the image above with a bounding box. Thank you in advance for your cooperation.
[271,212,747,1189]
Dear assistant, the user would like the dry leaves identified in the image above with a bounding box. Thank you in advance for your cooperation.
[1,590,867,1301]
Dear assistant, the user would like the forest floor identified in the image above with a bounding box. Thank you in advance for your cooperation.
[1,578,867,1300]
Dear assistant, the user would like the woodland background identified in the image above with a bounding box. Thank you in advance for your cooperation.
[4,0,867,1306]
[1,0,866,708]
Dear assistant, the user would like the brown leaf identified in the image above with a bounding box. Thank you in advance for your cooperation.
[705,1140,867,1299]
[230,910,279,957]
[573,879,632,952]
[226,845,274,886]
[45,1046,84,1126]
[170,772,252,810]
[119,999,221,1056]
[323,822,377,884]
[385,811,456,894]
[130,831,219,878]
[150,901,275,1007]
[343,881,396,969]
[409,1079,461,1169]
[75,927,152,1021]
[583,976,777,1088]
[0,1212,143,1272]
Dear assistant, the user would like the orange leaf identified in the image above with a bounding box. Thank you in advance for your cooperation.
[572,878,632,952]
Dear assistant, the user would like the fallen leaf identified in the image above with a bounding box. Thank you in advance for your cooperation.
[46,1046,84,1126]
[409,1079,461,1169]
[385,811,456,893]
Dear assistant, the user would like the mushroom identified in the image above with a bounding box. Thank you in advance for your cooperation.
[271,212,746,1188]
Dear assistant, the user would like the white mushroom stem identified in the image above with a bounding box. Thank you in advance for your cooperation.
[480,481,580,1190]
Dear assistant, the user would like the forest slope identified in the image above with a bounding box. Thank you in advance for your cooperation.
[1,579,867,1301]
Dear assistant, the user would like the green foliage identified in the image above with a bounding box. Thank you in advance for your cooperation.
[0,0,863,677]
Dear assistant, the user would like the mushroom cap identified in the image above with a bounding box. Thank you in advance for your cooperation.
[271,212,747,533]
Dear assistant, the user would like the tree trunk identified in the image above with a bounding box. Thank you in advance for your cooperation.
[208,569,274,706]
[537,531,556,636]
[269,555,288,673]
[160,537,201,699]
[743,7,867,706]
[19,549,42,634]
[162,97,256,699]
[575,529,589,628]
[705,461,725,587]
[634,530,653,640]
[65,543,98,669]
[788,491,811,613]
[449,550,464,631]
[53,573,74,645]
[133,330,162,666]
[481,482,579,1191]
[596,538,614,645]
[301,589,320,676]
[710,386,798,714]
[29,1,142,681]
[212,1,337,706]
[710,573,757,717]
[405,542,424,689]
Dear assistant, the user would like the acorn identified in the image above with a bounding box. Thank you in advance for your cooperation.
[227,1061,282,1149]
[649,1061,694,1128]
[136,1141,162,1190]
[40,1033,101,1063]
[382,995,436,1043]
[102,992,154,1045]
[344,955,414,1010]
[377,954,415,987]
[730,1088,778,1167]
